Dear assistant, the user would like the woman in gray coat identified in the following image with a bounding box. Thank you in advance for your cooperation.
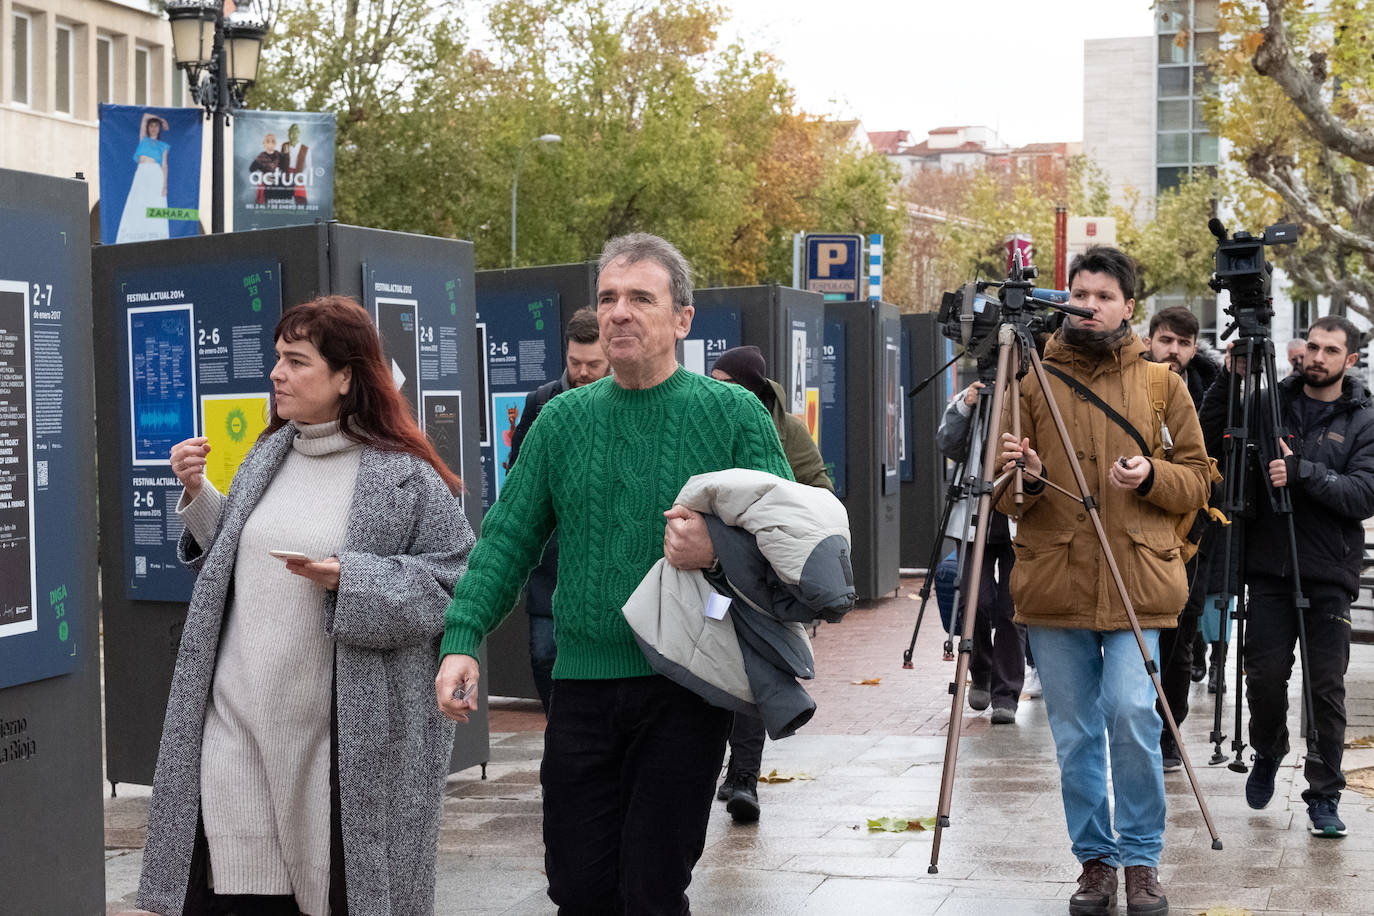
[136,296,473,916]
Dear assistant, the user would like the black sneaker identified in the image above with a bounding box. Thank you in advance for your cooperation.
[1160,731,1183,773]
[967,680,991,711]
[1190,656,1206,683]
[724,772,760,823]
[1307,797,1347,838]
[1246,754,1281,809]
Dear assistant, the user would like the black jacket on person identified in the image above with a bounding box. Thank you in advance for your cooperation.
[1199,370,1374,596]
[507,371,570,617]
[1174,349,1229,601]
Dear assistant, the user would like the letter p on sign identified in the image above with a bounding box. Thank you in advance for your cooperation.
[815,243,846,277]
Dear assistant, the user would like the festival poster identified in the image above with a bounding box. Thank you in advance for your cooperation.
[116,260,281,602]
[232,110,336,230]
[422,391,465,510]
[98,104,204,244]
[682,307,741,376]
[374,298,421,418]
[127,304,196,465]
[0,282,36,639]
[491,393,527,498]
[805,388,820,445]
[200,393,270,494]
[790,327,807,415]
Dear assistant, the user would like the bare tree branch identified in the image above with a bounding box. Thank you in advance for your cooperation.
[1245,153,1374,256]
[1253,0,1374,166]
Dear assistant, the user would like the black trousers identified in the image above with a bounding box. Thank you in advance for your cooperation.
[724,711,766,776]
[1156,555,1204,730]
[1244,576,1352,802]
[541,676,732,915]
[963,541,1025,707]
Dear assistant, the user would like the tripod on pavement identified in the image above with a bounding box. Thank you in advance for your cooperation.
[928,260,1223,874]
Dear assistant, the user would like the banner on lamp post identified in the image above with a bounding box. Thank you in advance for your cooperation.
[232,110,336,230]
[1004,233,1033,274]
[98,104,205,244]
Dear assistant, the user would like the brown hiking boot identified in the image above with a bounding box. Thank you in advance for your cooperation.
[1069,857,1117,916]
[1124,865,1168,915]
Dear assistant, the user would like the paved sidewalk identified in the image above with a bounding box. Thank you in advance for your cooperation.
[106,576,1374,915]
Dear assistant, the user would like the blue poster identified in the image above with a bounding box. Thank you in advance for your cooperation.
[681,307,741,376]
[474,289,561,509]
[98,104,204,244]
[115,260,282,602]
[899,325,914,483]
[233,110,336,230]
[128,305,196,463]
[0,201,92,686]
[820,318,847,499]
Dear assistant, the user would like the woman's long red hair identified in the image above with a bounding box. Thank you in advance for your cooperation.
[261,296,463,496]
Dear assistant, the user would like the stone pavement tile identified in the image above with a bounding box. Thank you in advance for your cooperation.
[1159,843,1283,867]
[703,833,902,859]
[1265,887,1374,911]
[796,876,952,914]
[104,849,143,915]
[1162,881,1271,910]
[930,898,1066,916]
[780,853,945,879]
[687,866,825,914]
[432,857,547,914]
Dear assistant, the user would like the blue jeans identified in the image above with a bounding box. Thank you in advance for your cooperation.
[1027,626,1165,867]
[529,614,556,714]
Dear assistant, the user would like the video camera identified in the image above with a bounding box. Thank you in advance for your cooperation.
[936,251,1089,371]
[1208,218,1299,340]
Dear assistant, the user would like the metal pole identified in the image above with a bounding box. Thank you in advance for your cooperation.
[211,13,227,233]
[792,232,803,289]
[510,159,520,268]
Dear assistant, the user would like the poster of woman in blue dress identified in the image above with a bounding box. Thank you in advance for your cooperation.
[117,113,170,243]
[98,104,204,244]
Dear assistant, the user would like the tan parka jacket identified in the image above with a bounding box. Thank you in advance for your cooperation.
[996,330,1211,631]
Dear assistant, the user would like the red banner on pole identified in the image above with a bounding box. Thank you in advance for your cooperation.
[1054,207,1068,289]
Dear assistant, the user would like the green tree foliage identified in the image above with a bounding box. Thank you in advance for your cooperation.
[246,0,900,288]
[1208,0,1374,322]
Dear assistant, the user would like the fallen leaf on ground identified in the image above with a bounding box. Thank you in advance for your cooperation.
[757,768,813,784]
[1346,766,1374,798]
[1344,734,1374,749]
[866,815,938,833]
[851,677,882,686]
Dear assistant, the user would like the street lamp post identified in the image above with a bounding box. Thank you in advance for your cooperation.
[511,134,561,267]
[166,0,267,233]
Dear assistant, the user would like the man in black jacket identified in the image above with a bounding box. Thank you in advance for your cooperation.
[1144,307,1223,773]
[507,306,609,711]
[1200,315,1374,838]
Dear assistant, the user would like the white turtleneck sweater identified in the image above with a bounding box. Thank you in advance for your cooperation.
[178,419,362,916]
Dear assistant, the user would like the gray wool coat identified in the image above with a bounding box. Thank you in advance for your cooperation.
[136,424,473,916]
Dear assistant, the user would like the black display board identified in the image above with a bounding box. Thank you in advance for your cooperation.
[473,263,597,701]
[825,300,902,600]
[0,168,106,914]
[96,224,488,788]
[900,313,950,569]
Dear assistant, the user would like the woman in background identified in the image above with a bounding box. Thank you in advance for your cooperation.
[137,296,473,916]
[116,113,170,243]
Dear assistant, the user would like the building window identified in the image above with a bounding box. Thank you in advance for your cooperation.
[1158,132,1191,164]
[171,57,184,107]
[1293,299,1311,337]
[1157,166,1188,192]
[56,25,74,114]
[1158,32,1187,65]
[134,45,150,105]
[1158,65,1189,97]
[12,12,31,106]
[97,35,113,105]
[1192,132,1219,163]
[1158,99,1190,131]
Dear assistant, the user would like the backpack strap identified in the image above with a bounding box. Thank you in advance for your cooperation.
[1146,362,1175,460]
[1042,364,1150,456]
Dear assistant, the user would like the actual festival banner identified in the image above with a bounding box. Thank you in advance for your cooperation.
[98,104,204,244]
[233,110,336,230]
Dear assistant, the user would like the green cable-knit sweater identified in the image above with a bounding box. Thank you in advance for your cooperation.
[441,366,793,680]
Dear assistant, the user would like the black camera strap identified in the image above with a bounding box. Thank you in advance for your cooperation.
[1042,364,1150,455]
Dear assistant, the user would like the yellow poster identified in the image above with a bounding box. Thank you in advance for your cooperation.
[805,387,821,445]
[201,394,271,493]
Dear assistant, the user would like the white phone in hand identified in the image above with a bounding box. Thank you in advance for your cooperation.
[268,549,314,562]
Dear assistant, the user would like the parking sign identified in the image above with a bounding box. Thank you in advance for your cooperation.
[805,233,863,299]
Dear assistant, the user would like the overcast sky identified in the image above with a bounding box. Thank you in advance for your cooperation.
[720,0,1158,148]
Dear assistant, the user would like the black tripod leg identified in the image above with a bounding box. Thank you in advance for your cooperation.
[904,451,968,668]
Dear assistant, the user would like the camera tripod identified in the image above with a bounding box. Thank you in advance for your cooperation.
[901,364,1003,669]
[1205,333,1319,774]
[928,317,1223,874]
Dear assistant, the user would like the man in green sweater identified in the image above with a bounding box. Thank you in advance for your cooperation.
[436,233,792,914]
